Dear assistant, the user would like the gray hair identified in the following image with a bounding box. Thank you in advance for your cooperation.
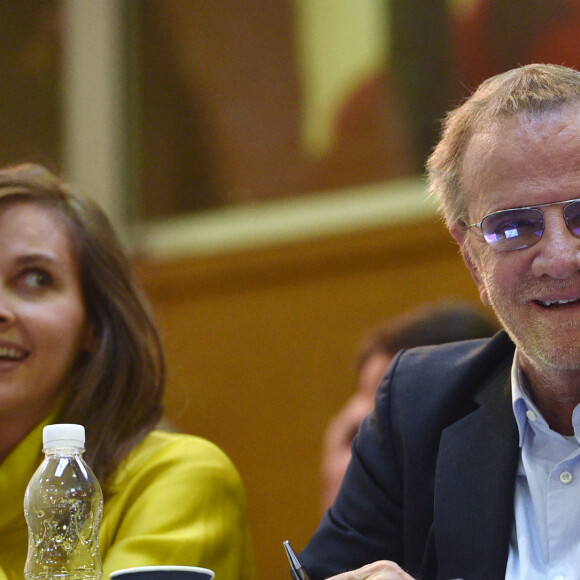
[427,63,580,228]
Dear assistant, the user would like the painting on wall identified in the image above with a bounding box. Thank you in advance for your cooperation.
[132,0,580,220]
[0,1,62,172]
[1,1,580,222]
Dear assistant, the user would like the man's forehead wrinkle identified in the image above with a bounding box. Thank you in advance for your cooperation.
[517,105,580,138]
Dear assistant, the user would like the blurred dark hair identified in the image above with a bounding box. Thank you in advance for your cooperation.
[0,163,165,491]
[356,300,499,372]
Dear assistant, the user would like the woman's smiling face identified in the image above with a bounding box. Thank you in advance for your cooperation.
[0,201,93,423]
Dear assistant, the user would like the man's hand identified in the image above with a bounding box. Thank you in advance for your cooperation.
[326,561,416,579]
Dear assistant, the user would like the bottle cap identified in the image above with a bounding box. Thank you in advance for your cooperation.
[43,423,85,449]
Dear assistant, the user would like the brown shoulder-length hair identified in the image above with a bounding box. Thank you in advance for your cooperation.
[0,163,165,491]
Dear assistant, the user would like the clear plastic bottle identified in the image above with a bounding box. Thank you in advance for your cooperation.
[24,424,104,580]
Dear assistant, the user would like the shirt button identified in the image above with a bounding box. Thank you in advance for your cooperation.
[560,471,573,484]
[526,410,537,421]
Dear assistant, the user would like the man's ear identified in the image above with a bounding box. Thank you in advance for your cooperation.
[449,223,490,306]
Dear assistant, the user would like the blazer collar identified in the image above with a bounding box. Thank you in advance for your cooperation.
[433,361,518,580]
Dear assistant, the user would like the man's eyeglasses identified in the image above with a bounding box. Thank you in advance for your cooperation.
[468,198,580,252]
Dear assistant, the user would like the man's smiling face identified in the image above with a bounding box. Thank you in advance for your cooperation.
[454,104,580,372]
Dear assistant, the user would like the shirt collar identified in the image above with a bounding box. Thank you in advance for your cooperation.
[511,349,545,447]
[511,348,580,446]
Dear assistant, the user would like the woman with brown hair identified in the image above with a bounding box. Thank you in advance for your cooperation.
[0,163,254,580]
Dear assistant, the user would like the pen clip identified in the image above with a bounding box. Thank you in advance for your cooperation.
[283,540,310,580]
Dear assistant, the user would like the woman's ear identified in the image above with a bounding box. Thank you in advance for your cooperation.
[81,322,100,353]
[449,223,490,306]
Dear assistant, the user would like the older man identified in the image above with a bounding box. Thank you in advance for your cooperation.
[300,64,580,580]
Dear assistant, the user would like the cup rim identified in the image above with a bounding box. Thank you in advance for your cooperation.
[110,566,214,579]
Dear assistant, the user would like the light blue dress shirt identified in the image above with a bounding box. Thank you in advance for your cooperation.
[506,351,580,580]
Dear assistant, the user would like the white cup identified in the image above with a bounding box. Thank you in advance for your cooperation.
[110,566,215,580]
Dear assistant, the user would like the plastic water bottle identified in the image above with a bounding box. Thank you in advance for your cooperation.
[24,424,104,580]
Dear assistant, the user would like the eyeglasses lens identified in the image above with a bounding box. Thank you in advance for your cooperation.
[481,208,543,251]
[564,200,580,237]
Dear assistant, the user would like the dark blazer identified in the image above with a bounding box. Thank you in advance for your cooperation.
[301,331,519,580]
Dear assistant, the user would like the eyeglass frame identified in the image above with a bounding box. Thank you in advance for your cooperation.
[467,197,580,251]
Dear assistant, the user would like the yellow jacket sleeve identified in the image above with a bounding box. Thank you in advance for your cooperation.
[100,430,254,580]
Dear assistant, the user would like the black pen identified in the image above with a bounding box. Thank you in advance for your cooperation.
[283,540,311,580]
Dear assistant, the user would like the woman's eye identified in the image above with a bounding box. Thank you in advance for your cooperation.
[21,269,53,289]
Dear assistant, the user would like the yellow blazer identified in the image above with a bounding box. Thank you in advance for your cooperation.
[0,421,254,580]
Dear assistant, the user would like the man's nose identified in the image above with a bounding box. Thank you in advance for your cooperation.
[531,211,580,278]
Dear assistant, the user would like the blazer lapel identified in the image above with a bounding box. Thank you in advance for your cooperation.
[433,367,519,580]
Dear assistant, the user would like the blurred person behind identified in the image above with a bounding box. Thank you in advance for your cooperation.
[321,300,500,510]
